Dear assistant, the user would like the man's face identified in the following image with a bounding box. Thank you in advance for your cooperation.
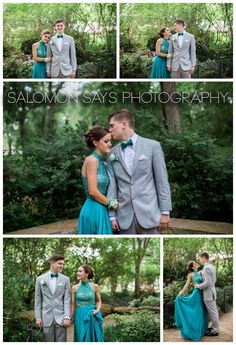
[109,117,125,140]
[199,256,206,265]
[51,259,64,273]
[55,22,65,34]
[174,22,183,33]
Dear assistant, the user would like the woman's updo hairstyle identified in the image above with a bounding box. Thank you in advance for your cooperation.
[187,261,195,272]
[41,30,51,36]
[159,27,167,38]
[84,126,110,148]
[82,265,95,280]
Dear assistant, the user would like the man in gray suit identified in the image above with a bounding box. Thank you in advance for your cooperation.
[46,19,77,78]
[35,254,71,341]
[194,252,219,336]
[167,19,196,79]
[107,109,172,235]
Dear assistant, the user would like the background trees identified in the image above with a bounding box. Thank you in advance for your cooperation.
[3,3,116,78]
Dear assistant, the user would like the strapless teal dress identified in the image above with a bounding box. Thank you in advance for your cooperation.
[32,41,47,78]
[175,271,208,341]
[78,152,112,234]
[150,38,171,78]
[74,281,104,342]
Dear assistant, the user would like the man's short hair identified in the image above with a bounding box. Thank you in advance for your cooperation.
[49,254,64,263]
[199,252,209,260]
[174,19,185,27]
[54,19,64,26]
[108,109,135,129]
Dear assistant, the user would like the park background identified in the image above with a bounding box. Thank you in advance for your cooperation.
[3,3,116,78]
[120,3,233,78]
[163,237,233,342]
[3,237,160,342]
[3,81,233,234]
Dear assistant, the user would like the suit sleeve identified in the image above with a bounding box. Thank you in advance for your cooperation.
[107,160,118,218]
[166,38,173,67]
[190,35,196,66]
[64,278,71,318]
[70,38,77,71]
[35,277,42,320]
[152,142,172,211]
[46,43,52,73]
[198,267,211,290]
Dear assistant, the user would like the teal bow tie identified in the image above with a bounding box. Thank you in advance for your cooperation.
[121,139,133,150]
[178,33,184,36]
[57,35,63,38]
[50,273,58,278]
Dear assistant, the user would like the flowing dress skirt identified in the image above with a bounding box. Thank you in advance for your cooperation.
[32,61,47,78]
[74,305,104,342]
[175,288,208,341]
[150,56,171,79]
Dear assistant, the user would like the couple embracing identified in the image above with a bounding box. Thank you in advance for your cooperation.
[78,109,172,235]
[35,255,104,342]
[175,252,219,341]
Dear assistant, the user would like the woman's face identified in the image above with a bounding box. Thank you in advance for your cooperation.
[77,266,88,280]
[41,34,51,43]
[193,261,200,270]
[164,28,171,38]
[94,133,112,154]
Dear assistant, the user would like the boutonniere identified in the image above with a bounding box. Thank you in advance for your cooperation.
[50,41,54,45]
[40,280,46,285]
[172,36,177,42]
[109,153,120,162]
[58,282,63,287]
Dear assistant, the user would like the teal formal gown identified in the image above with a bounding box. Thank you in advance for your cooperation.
[175,271,208,341]
[32,41,47,78]
[74,281,104,342]
[150,38,171,79]
[78,152,112,235]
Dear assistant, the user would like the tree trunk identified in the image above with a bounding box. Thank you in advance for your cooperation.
[48,83,55,132]
[160,82,181,133]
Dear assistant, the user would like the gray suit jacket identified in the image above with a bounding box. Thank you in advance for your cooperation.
[46,34,77,77]
[35,272,71,326]
[198,263,217,301]
[107,135,172,230]
[166,32,196,71]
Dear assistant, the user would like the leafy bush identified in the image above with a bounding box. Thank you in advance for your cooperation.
[3,58,33,78]
[102,292,135,307]
[128,295,160,307]
[104,310,160,342]
[4,319,43,342]
[120,52,152,78]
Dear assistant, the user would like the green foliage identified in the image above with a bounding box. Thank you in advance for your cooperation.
[104,310,160,342]
[120,52,152,78]
[4,319,43,342]
[3,58,33,78]
[128,295,160,307]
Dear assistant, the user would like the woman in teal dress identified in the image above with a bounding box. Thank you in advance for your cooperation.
[175,261,208,341]
[71,265,104,342]
[150,27,171,79]
[32,30,51,78]
[78,126,118,235]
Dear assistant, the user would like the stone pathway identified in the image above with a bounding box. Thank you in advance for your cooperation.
[163,310,233,342]
[8,218,233,235]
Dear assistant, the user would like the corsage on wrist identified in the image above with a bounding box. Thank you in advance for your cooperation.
[44,57,49,63]
[108,199,119,210]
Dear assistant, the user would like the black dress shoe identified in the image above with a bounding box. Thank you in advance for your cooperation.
[204,331,219,336]
[207,327,212,332]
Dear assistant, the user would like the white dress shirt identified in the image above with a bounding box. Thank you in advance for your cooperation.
[56,34,64,52]
[121,133,138,175]
[48,271,58,295]
[178,30,186,49]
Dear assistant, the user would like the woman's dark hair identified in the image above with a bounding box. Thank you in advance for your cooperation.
[159,27,167,38]
[187,261,195,272]
[81,265,95,280]
[84,126,110,148]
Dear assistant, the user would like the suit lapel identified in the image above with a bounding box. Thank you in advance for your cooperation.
[53,36,60,52]
[43,273,53,295]
[54,275,63,295]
